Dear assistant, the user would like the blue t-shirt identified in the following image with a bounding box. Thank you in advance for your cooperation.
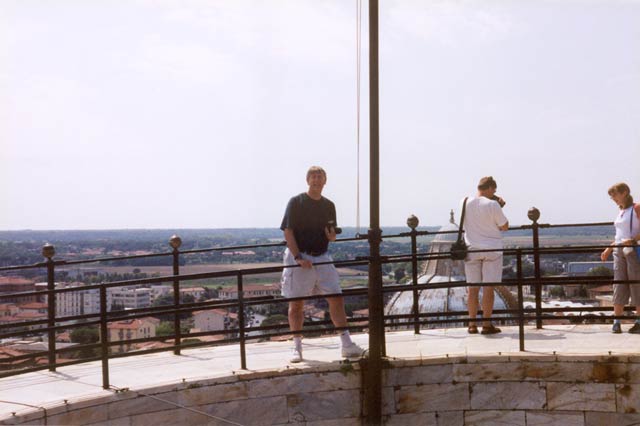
[280,193,337,255]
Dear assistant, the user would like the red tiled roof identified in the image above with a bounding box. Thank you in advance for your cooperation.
[193,309,238,319]
[14,312,47,319]
[0,303,18,309]
[56,332,71,343]
[18,302,48,310]
[0,347,26,358]
[0,277,34,285]
[108,317,159,330]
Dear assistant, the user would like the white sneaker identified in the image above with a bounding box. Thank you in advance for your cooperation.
[290,347,303,363]
[341,342,365,358]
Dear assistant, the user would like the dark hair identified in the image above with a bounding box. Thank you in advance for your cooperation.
[477,176,497,191]
[608,182,634,209]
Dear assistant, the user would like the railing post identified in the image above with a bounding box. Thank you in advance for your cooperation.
[99,285,110,389]
[516,249,525,352]
[169,235,182,355]
[42,244,57,372]
[366,226,384,425]
[237,272,247,370]
[365,0,382,423]
[407,215,420,334]
[528,208,543,329]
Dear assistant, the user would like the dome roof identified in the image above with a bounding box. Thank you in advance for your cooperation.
[432,210,461,244]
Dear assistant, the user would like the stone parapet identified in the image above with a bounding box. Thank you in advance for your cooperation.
[2,355,640,425]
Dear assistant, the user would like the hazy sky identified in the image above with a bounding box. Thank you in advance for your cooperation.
[2,0,639,231]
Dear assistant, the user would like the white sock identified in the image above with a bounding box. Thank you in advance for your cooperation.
[293,336,302,350]
[340,331,353,347]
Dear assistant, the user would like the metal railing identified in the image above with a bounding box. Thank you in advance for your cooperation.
[0,212,635,392]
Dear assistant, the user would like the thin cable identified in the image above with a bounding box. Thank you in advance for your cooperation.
[0,400,46,410]
[356,0,362,235]
[109,385,245,426]
[0,400,46,420]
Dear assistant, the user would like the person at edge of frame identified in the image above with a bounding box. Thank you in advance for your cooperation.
[601,182,640,334]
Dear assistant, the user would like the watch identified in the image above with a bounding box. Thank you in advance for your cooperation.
[294,254,302,260]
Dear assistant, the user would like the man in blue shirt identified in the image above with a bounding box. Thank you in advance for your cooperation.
[280,166,364,362]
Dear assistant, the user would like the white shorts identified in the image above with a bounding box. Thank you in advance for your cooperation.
[464,250,503,284]
[280,249,341,298]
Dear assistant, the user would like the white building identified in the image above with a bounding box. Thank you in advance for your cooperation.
[149,285,172,301]
[109,287,151,310]
[35,282,111,317]
[193,309,238,333]
[567,262,614,276]
[180,287,206,301]
[107,317,160,353]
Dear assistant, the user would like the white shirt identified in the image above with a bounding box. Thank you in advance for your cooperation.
[462,196,508,250]
[614,205,640,244]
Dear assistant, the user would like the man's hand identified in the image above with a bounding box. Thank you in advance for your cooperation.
[325,226,337,242]
[296,257,313,269]
[601,247,613,261]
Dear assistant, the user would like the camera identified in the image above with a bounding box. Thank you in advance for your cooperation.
[327,220,342,235]
[490,195,506,208]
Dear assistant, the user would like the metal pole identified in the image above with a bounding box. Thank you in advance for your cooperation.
[528,208,543,329]
[407,215,420,334]
[365,0,383,424]
[516,250,525,352]
[170,235,182,355]
[237,272,247,370]
[99,285,110,389]
[43,244,56,372]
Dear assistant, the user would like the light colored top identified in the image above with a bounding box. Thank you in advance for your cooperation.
[614,205,640,243]
[462,196,508,250]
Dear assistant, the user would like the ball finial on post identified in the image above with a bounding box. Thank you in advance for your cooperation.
[407,215,419,230]
[527,207,541,223]
[169,235,182,250]
[42,243,55,259]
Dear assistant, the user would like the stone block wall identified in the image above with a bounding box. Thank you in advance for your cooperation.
[381,354,640,426]
[2,354,640,425]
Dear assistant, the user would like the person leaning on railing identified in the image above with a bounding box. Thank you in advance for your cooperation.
[279,165,365,363]
[601,182,640,334]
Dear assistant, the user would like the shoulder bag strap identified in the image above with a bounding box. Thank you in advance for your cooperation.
[457,197,468,242]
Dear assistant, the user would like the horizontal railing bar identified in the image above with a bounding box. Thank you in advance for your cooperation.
[60,251,171,265]
[0,263,46,272]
